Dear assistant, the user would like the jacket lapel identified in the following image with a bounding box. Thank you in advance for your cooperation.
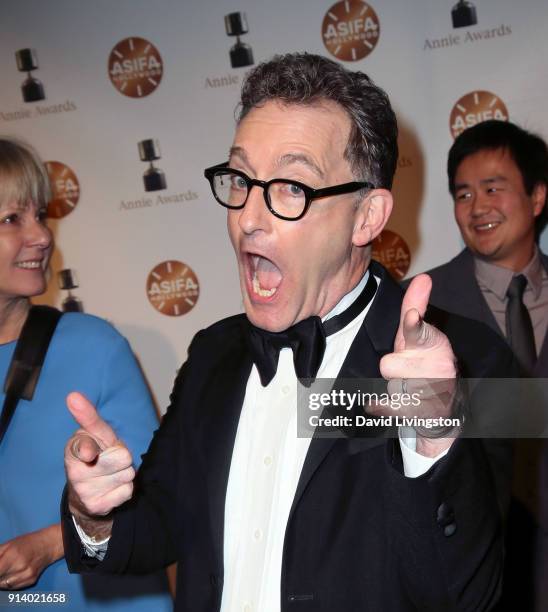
[444,250,503,336]
[200,321,253,568]
[290,262,401,514]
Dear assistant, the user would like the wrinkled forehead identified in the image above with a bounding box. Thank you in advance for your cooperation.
[232,99,352,177]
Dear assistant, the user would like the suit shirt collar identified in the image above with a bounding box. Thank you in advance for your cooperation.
[474,247,543,301]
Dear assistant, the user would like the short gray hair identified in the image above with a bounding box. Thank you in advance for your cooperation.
[238,53,398,189]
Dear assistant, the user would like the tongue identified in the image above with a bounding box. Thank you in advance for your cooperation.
[255,256,282,290]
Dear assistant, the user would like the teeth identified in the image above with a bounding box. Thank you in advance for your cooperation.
[252,272,277,297]
[16,261,41,269]
[476,222,499,230]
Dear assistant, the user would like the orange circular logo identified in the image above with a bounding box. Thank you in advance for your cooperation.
[449,90,509,139]
[322,0,380,62]
[146,260,200,317]
[45,161,80,219]
[108,37,163,98]
[372,230,411,281]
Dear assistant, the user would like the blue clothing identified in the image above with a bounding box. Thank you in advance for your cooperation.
[0,313,172,611]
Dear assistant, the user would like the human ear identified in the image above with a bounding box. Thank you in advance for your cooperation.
[352,189,393,247]
[532,183,547,217]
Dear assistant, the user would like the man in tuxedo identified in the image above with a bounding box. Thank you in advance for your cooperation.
[60,54,503,611]
[423,120,548,611]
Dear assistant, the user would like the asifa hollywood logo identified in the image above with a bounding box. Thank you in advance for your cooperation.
[108,37,163,98]
[322,0,380,62]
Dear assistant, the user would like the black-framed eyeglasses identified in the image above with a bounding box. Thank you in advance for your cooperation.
[203,162,375,221]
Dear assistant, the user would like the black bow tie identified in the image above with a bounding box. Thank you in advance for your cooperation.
[246,273,378,387]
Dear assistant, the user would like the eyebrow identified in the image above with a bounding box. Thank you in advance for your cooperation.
[454,175,508,191]
[228,147,325,180]
[229,146,249,164]
[0,200,32,212]
[277,153,324,180]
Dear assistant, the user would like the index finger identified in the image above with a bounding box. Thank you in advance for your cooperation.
[69,433,102,463]
[66,392,117,448]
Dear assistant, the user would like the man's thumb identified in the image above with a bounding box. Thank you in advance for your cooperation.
[402,307,429,350]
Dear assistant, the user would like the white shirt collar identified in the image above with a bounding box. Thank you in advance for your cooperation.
[322,270,370,322]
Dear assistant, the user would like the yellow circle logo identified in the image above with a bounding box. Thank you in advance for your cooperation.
[372,230,411,281]
[146,260,199,316]
[108,37,163,98]
[322,0,380,62]
[449,90,509,139]
[45,161,80,219]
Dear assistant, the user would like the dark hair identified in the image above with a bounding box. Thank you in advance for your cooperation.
[447,120,548,232]
[237,53,398,190]
[0,137,50,211]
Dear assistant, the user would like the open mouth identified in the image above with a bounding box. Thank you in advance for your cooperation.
[247,253,282,299]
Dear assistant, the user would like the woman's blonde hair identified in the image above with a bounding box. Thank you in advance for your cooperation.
[0,137,51,211]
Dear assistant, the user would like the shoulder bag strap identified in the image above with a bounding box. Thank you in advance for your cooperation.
[0,305,63,446]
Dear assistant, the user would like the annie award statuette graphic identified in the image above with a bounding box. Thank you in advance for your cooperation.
[15,48,45,102]
[58,269,84,313]
[138,139,167,192]
[225,12,254,68]
[451,0,478,28]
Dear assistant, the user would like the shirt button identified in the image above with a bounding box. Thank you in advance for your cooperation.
[282,385,291,395]
[263,455,273,466]
[253,528,263,541]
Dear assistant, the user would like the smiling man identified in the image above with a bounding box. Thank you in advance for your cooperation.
[423,119,548,611]
[60,54,503,611]
[427,120,548,374]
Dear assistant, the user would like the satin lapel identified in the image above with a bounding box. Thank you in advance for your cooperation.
[290,262,401,514]
[201,330,253,568]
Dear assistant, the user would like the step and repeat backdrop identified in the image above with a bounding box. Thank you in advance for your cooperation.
[1,0,547,410]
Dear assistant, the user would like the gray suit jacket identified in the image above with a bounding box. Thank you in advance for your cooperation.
[424,248,548,377]
[413,247,548,612]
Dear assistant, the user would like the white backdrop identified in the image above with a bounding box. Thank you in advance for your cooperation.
[1,0,547,411]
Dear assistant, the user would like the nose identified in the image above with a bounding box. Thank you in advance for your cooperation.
[26,214,52,250]
[237,184,271,235]
[470,191,491,218]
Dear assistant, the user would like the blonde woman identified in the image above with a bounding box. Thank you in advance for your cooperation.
[0,138,171,611]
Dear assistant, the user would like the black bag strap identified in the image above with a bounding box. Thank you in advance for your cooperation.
[0,305,63,446]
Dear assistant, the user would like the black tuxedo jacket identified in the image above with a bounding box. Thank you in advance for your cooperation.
[63,262,506,612]
[425,248,548,377]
